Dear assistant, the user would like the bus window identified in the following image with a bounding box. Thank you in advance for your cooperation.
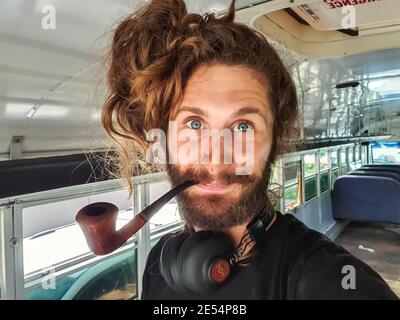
[284,159,301,211]
[361,145,368,165]
[348,146,356,170]
[340,148,348,175]
[372,141,400,164]
[23,189,138,300]
[304,176,317,202]
[304,154,316,177]
[284,183,299,211]
[319,151,329,171]
[284,159,300,185]
[149,181,181,231]
[320,171,330,194]
[348,146,354,164]
[304,154,317,202]
[330,150,339,168]
[355,145,360,162]
[269,163,283,212]
[340,148,347,165]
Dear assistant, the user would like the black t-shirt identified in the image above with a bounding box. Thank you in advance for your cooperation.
[141,212,398,300]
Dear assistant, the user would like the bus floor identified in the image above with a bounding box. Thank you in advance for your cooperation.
[335,221,400,298]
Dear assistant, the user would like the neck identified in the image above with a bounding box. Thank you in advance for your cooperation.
[224,204,269,246]
[225,209,277,262]
[191,206,276,251]
[224,223,250,247]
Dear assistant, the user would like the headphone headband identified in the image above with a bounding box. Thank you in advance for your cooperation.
[246,205,273,245]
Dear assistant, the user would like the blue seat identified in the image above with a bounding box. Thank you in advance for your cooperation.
[332,175,400,224]
[362,164,400,170]
[348,170,400,182]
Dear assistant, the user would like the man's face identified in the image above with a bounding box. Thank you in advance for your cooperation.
[167,63,273,231]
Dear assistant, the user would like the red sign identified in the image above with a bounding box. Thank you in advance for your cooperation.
[324,0,382,9]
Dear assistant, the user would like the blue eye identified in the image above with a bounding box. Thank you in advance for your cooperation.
[234,122,253,132]
[186,119,202,130]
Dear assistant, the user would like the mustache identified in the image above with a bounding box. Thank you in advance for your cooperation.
[169,166,258,185]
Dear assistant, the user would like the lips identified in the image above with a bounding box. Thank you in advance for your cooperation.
[194,182,235,193]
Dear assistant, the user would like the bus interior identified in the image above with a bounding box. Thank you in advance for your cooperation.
[0,0,399,300]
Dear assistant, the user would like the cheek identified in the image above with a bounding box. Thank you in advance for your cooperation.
[232,130,272,174]
[255,135,272,164]
[256,123,273,163]
[168,128,202,165]
[167,133,177,163]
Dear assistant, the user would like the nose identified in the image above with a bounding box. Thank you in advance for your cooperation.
[199,129,234,175]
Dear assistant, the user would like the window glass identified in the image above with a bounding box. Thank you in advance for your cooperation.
[340,149,347,164]
[355,145,360,161]
[149,181,181,230]
[320,171,330,193]
[304,154,317,177]
[23,189,138,300]
[361,145,365,164]
[348,146,354,163]
[319,151,329,171]
[70,250,137,300]
[284,160,300,185]
[331,150,339,168]
[284,184,299,211]
[305,177,317,201]
[372,141,400,164]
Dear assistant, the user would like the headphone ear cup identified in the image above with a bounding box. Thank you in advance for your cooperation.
[177,231,234,293]
[159,232,190,292]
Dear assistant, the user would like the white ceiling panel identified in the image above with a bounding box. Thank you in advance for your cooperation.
[0,0,143,156]
[1,0,399,158]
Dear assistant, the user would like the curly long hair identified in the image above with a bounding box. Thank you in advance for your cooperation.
[102,0,298,191]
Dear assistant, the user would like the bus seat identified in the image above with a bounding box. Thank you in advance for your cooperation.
[362,164,400,170]
[348,170,400,182]
[332,175,400,224]
[359,165,400,175]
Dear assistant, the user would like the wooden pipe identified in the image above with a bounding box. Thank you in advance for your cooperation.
[76,180,198,255]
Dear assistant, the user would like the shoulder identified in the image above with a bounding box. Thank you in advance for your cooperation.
[147,233,174,263]
[271,212,334,259]
[276,214,398,300]
[141,232,177,299]
[144,230,183,276]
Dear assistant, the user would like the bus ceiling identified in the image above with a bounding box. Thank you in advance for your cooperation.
[0,0,400,160]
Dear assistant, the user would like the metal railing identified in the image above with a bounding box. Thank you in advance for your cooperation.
[0,171,173,300]
[0,141,370,300]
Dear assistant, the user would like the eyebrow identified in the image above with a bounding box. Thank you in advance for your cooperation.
[231,106,269,123]
[176,106,208,117]
[175,105,270,124]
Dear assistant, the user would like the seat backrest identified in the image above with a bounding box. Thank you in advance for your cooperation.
[332,175,400,224]
[361,165,400,174]
[349,170,400,182]
[362,164,400,170]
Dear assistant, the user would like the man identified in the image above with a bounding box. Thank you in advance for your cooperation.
[101,0,397,299]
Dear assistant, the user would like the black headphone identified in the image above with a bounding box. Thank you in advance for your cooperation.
[159,207,273,293]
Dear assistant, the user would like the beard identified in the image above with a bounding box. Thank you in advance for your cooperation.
[167,163,272,232]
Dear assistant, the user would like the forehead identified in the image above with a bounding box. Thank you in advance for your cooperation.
[173,63,271,117]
